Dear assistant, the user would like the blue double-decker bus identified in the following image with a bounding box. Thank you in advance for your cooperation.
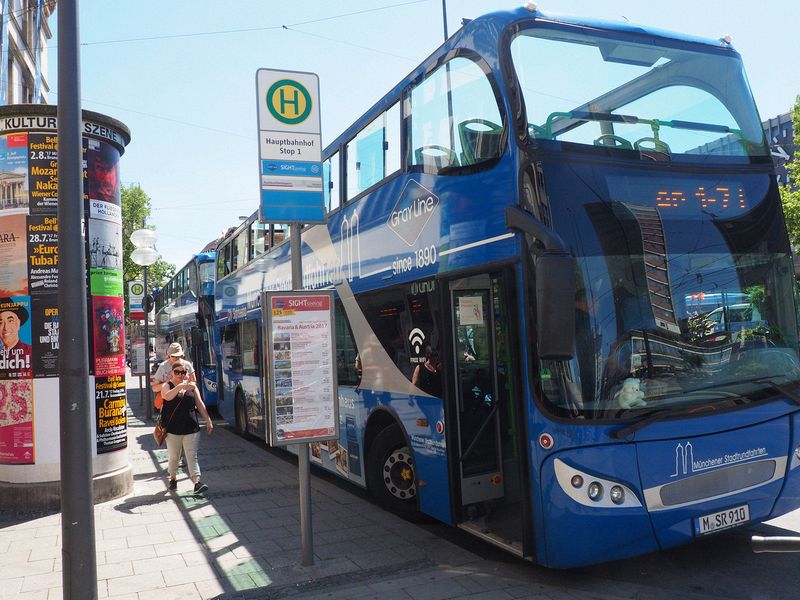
[154,251,219,408]
[213,6,800,568]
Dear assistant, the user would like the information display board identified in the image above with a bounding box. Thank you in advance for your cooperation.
[263,290,337,446]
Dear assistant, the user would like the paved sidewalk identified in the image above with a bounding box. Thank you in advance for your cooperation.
[0,376,681,600]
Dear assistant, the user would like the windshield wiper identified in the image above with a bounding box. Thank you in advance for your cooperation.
[610,376,800,440]
[610,406,707,440]
[682,375,800,404]
[751,377,800,405]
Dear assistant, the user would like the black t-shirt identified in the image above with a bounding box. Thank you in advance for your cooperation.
[161,381,200,435]
[417,364,442,397]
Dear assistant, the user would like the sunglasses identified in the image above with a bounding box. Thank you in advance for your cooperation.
[172,369,187,375]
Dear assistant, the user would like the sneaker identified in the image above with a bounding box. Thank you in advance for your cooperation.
[193,481,208,494]
[168,479,177,490]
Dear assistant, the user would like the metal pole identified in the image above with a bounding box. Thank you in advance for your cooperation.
[441,0,448,41]
[144,266,152,421]
[290,223,313,566]
[57,1,98,598]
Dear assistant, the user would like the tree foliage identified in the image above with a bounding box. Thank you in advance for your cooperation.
[779,95,800,247]
[121,184,175,311]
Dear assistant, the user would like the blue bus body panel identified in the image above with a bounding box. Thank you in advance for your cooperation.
[772,411,800,517]
[541,444,657,568]
[637,419,788,549]
[535,407,797,568]
[361,389,452,524]
[197,364,218,407]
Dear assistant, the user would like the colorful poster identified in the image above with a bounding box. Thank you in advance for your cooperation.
[90,270,123,297]
[0,379,34,464]
[95,374,127,453]
[0,296,32,380]
[88,218,122,271]
[85,138,121,206]
[92,296,125,376]
[0,133,29,214]
[26,215,58,294]
[89,218,123,296]
[0,214,29,296]
[27,133,58,214]
[31,296,58,377]
[88,198,121,224]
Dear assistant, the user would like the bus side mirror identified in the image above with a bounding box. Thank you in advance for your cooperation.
[536,252,576,360]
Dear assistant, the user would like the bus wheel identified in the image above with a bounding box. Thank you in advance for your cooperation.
[235,390,249,438]
[367,424,418,517]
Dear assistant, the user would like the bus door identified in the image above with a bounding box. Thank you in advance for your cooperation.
[450,275,504,506]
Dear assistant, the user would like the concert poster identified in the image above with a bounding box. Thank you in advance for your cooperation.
[92,296,126,377]
[0,214,28,297]
[95,374,127,454]
[26,215,58,295]
[27,132,59,214]
[31,295,58,377]
[0,133,29,214]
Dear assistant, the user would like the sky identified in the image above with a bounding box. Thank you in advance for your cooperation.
[47,0,800,272]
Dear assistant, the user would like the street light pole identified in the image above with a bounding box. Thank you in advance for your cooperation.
[130,229,160,422]
[142,265,151,420]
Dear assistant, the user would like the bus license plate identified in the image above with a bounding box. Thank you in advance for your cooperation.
[695,505,749,535]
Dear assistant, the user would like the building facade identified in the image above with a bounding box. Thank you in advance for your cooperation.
[1,0,56,105]
[763,111,796,186]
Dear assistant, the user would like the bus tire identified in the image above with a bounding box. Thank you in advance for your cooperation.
[366,424,419,518]
[235,390,250,438]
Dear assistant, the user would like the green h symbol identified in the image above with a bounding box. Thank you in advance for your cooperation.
[280,87,300,116]
[267,78,311,124]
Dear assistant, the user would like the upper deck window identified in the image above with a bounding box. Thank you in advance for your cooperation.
[250,221,267,259]
[346,103,400,200]
[323,152,340,212]
[408,56,504,172]
[510,27,768,159]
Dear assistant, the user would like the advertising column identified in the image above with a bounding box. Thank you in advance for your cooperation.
[0,106,131,511]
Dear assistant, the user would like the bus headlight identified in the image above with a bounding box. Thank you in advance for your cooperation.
[587,482,603,501]
[554,458,641,508]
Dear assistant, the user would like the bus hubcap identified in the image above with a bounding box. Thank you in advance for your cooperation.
[383,447,416,500]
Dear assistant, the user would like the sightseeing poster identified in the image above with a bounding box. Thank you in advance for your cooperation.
[92,296,126,377]
[95,374,127,453]
[26,215,58,295]
[0,133,29,214]
[0,379,34,464]
[0,214,28,297]
[265,291,338,446]
[27,133,59,214]
[31,296,58,377]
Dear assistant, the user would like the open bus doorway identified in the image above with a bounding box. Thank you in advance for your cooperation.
[449,272,529,557]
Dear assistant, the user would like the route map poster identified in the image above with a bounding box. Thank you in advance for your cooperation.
[264,290,338,446]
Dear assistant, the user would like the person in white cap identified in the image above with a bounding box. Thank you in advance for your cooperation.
[151,342,196,398]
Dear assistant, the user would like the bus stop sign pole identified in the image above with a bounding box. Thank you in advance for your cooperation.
[290,223,314,566]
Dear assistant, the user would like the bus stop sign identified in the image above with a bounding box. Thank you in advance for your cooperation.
[256,69,325,224]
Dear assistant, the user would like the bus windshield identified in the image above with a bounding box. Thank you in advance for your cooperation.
[537,161,800,418]
[510,24,768,159]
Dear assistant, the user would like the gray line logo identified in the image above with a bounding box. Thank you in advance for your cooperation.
[387,180,439,246]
